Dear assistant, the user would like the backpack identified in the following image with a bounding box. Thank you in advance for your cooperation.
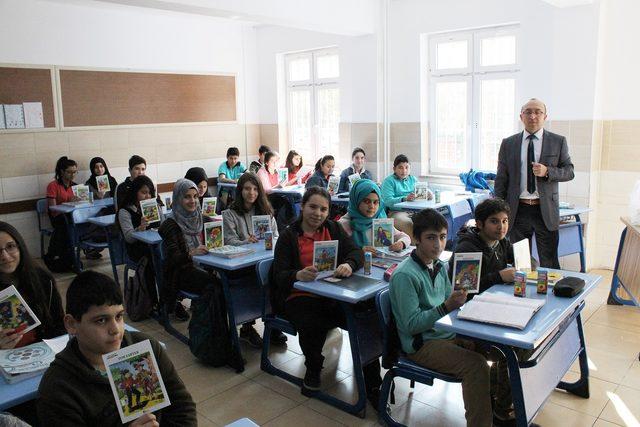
[124,256,154,321]
[188,278,243,370]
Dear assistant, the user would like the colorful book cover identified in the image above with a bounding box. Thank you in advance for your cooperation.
[139,199,160,223]
[348,173,361,187]
[204,220,224,250]
[0,285,41,335]
[313,240,338,276]
[72,184,91,202]
[277,168,289,183]
[96,174,111,193]
[201,197,217,218]
[103,340,170,424]
[372,218,394,248]
[327,176,340,195]
[251,215,271,240]
[414,182,429,200]
[452,252,483,293]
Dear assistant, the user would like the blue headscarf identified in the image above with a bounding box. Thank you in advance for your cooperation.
[347,179,386,247]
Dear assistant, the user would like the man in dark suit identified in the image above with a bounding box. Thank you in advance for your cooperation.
[495,98,574,268]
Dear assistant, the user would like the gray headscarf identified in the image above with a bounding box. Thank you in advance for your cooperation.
[171,178,203,249]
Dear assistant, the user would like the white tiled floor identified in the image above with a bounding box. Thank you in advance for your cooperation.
[53,261,639,427]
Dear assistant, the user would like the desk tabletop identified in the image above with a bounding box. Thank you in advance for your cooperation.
[270,185,306,197]
[560,207,591,218]
[217,182,237,188]
[131,229,162,245]
[293,267,387,304]
[193,242,274,271]
[48,197,114,214]
[88,214,116,227]
[394,199,453,211]
[331,192,350,203]
[435,269,601,349]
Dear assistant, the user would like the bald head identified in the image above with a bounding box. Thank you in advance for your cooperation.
[520,98,548,134]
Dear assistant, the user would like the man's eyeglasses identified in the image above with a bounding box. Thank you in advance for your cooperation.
[522,109,545,116]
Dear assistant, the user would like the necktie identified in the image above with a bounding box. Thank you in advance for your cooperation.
[527,134,536,194]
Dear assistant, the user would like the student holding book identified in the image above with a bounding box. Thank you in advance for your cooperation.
[305,155,335,190]
[217,147,247,210]
[184,167,212,206]
[338,147,373,193]
[381,154,425,239]
[338,179,410,253]
[249,144,271,174]
[270,187,381,404]
[37,270,196,427]
[85,157,118,200]
[115,155,148,210]
[256,151,284,193]
[44,156,80,273]
[283,150,311,186]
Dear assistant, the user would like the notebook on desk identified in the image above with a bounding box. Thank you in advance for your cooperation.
[457,293,546,330]
[321,274,382,292]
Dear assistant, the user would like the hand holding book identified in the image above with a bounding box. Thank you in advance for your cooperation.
[296,266,319,282]
[445,289,468,312]
[0,328,25,350]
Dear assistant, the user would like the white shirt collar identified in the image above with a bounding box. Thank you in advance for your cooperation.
[524,128,544,140]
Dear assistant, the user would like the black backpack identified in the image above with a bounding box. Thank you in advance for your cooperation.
[124,256,154,321]
[188,278,243,370]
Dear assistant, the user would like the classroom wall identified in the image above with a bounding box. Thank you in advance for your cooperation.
[0,0,261,255]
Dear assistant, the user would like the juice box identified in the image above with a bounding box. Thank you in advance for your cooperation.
[537,268,548,294]
[514,270,527,297]
[264,231,273,250]
[364,252,372,275]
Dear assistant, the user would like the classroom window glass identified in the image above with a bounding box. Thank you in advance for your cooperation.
[434,81,468,169]
[436,40,468,70]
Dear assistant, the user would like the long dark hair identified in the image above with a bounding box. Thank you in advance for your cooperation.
[54,156,77,185]
[285,150,303,174]
[0,222,56,328]
[117,175,156,214]
[85,157,117,196]
[264,151,278,174]
[230,173,274,216]
[314,155,334,172]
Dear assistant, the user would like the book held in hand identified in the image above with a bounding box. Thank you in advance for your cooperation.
[457,292,546,329]
[414,182,430,200]
[251,215,271,240]
[452,252,483,293]
[201,197,217,218]
[139,198,160,223]
[513,238,531,271]
[0,285,41,335]
[327,176,340,195]
[348,173,361,188]
[277,168,289,184]
[103,339,171,424]
[96,174,111,192]
[313,240,339,278]
[204,220,224,250]
[72,184,91,202]
[372,218,394,248]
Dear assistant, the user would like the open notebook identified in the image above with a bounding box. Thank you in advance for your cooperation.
[457,293,546,330]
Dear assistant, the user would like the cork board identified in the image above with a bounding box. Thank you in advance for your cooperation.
[59,69,236,127]
[0,67,56,128]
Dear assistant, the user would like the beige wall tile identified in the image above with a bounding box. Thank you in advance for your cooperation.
[350,122,377,143]
[127,127,157,148]
[390,122,420,143]
[67,130,101,152]
[259,124,279,150]
[34,132,68,154]
[569,120,593,146]
[607,144,640,172]
[69,150,99,171]
[0,133,35,157]
[99,128,129,151]
[156,126,186,146]
[547,120,571,138]
[609,120,637,146]
[0,154,37,178]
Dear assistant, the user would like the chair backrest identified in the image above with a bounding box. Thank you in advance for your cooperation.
[36,199,49,231]
[256,259,273,317]
[72,206,104,225]
[375,289,392,360]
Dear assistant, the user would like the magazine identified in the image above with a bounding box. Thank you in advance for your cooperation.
[372,218,395,248]
[201,197,217,218]
[139,199,160,224]
[0,285,41,335]
[96,174,111,192]
[0,341,56,383]
[103,339,170,424]
[414,182,430,200]
[204,220,224,250]
[327,176,340,195]
[452,252,483,293]
[348,173,361,187]
[457,293,546,330]
[313,240,339,278]
[277,168,289,184]
[513,238,531,271]
[251,215,272,240]
[72,184,91,202]
[208,245,255,259]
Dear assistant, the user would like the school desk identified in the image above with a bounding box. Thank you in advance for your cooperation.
[609,217,640,307]
[435,270,601,427]
[270,185,305,216]
[87,214,124,286]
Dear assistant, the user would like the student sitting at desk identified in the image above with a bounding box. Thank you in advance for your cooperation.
[338,147,373,193]
[390,208,517,427]
[115,155,147,211]
[283,150,311,186]
[338,179,410,253]
[270,187,381,404]
[44,156,80,273]
[249,144,271,174]
[85,157,118,201]
[217,147,246,209]
[256,151,284,194]
[37,271,197,427]
[305,155,335,191]
[117,175,162,314]
[184,167,212,206]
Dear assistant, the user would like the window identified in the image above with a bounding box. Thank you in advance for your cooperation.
[427,26,519,174]
[285,48,340,162]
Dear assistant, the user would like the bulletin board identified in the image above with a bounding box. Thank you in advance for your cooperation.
[0,66,56,128]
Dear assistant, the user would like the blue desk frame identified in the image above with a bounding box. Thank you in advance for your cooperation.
[87,214,125,286]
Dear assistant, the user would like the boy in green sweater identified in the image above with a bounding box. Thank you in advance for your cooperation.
[389,208,493,427]
[38,271,196,427]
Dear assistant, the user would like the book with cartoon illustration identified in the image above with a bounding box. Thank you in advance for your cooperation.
[204,220,224,250]
[202,197,217,218]
[371,218,394,248]
[251,215,271,240]
[103,339,170,424]
[72,184,91,202]
[96,174,111,193]
[348,173,361,187]
[139,199,160,224]
[452,252,483,293]
[277,168,289,184]
[313,240,339,278]
[327,176,340,195]
[414,182,430,200]
[0,285,41,336]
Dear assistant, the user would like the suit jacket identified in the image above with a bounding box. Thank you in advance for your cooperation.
[494,130,574,231]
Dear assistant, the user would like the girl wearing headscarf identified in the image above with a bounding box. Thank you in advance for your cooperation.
[338,179,410,253]
[85,157,118,200]
[184,167,211,206]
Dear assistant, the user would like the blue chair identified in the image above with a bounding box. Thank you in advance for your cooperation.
[71,206,109,271]
[375,289,460,426]
[448,198,474,249]
[36,199,53,258]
